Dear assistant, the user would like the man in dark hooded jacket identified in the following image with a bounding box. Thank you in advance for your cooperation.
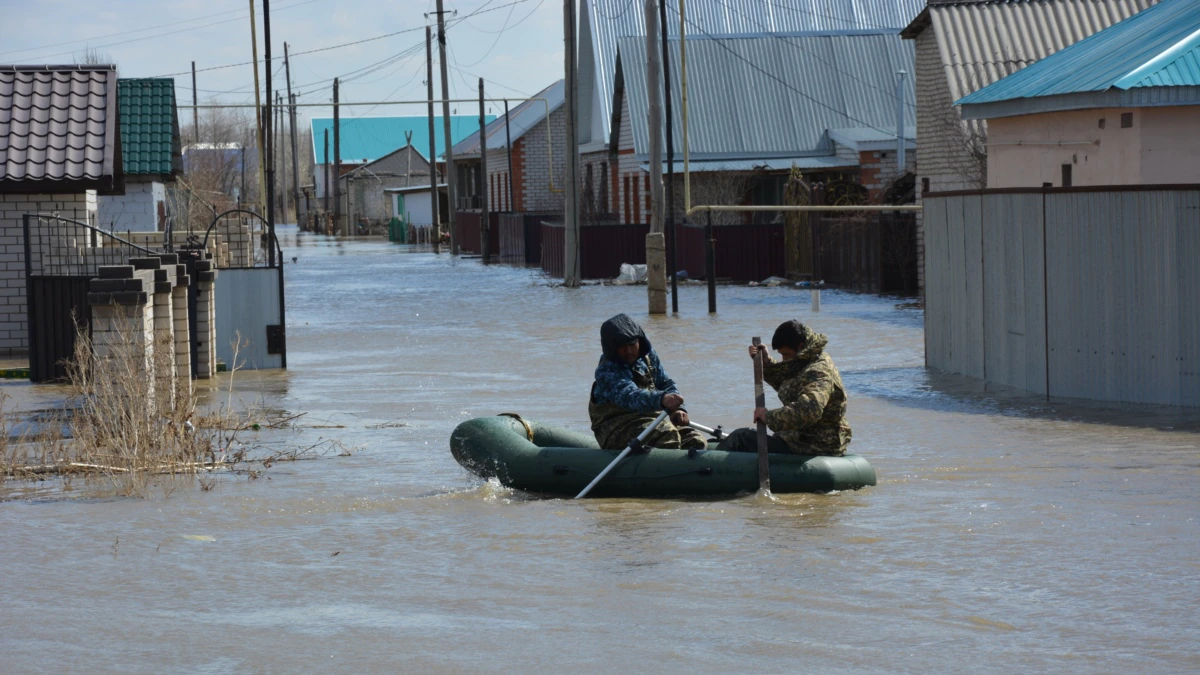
[717,320,852,456]
[589,314,708,451]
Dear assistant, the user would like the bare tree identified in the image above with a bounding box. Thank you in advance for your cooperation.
[74,48,116,66]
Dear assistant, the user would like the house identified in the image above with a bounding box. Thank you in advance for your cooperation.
[449,79,567,216]
[955,0,1200,187]
[610,32,916,221]
[0,64,123,355]
[340,142,440,228]
[920,0,1200,407]
[96,78,182,232]
[383,184,449,230]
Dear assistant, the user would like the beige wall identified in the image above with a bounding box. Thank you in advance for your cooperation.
[987,107,1200,188]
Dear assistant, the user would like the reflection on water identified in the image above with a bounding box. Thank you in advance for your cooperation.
[1,225,1197,671]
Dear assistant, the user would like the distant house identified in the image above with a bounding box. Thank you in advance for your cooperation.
[450,80,566,216]
[956,0,1200,188]
[340,142,440,227]
[0,64,123,355]
[97,78,182,232]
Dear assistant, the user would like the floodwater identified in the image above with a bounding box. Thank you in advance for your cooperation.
[2,225,1198,672]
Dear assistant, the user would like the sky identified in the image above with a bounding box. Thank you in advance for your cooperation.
[0,0,566,127]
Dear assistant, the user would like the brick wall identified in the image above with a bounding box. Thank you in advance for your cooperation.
[97,179,165,232]
[518,105,568,213]
[859,149,916,202]
[0,192,96,355]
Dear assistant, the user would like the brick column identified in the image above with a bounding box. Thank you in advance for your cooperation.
[169,260,192,399]
[193,256,217,379]
[88,264,156,407]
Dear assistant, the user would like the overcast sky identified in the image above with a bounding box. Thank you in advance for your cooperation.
[0,0,565,124]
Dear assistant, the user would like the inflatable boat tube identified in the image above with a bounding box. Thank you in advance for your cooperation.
[450,415,876,497]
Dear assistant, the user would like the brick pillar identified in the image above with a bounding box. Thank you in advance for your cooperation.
[193,256,217,378]
[132,256,180,411]
[88,264,156,407]
[170,261,192,399]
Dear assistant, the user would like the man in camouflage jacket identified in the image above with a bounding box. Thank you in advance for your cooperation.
[589,314,707,451]
[717,320,852,456]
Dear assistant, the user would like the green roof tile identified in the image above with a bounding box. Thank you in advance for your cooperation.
[117,78,182,177]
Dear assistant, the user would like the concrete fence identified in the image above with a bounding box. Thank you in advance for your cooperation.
[924,186,1200,407]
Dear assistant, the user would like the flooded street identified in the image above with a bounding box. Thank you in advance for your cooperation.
[2,225,1198,672]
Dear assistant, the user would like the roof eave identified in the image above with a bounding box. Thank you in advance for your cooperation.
[961,86,1200,119]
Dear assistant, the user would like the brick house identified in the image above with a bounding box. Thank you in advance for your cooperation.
[340,142,440,228]
[0,65,123,355]
[96,78,182,233]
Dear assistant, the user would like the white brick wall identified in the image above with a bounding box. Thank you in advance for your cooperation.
[520,105,567,213]
[97,179,165,232]
[0,192,96,355]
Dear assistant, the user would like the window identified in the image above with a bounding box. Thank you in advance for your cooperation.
[1121,112,1133,128]
[1098,118,1106,129]
[1061,164,1072,187]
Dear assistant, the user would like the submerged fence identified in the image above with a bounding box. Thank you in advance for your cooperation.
[924,186,1200,407]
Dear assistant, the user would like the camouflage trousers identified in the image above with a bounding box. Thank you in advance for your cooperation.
[716,426,847,456]
[594,414,708,451]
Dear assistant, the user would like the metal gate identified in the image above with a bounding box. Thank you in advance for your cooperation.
[205,209,286,371]
[23,214,158,382]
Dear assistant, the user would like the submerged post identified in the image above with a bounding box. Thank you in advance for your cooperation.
[706,209,716,313]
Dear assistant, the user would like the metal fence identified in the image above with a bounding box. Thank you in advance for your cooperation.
[924,186,1200,407]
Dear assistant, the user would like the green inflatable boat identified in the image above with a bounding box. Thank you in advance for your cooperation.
[450,415,877,498]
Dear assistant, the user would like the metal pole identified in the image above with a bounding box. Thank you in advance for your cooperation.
[660,0,677,313]
[435,0,458,254]
[679,0,691,214]
[644,0,665,314]
[426,26,441,253]
[333,78,341,235]
[563,0,581,286]
[264,0,276,267]
[248,0,266,214]
[191,61,199,146]
[504,99,514,211]
[479,78,489,263]
[706,209,715,313]
[896,70,907,174]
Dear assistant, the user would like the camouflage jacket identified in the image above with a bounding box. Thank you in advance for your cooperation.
[762,329,852,456]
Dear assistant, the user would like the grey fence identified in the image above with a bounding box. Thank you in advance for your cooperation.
[924,187,1200,407]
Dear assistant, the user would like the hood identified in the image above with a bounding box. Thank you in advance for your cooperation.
[600,313,651,364]
[793,324,828,365]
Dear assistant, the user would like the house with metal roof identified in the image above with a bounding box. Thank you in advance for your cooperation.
[310,115,483,202]
[954,0,1200,187]
[450,79,566,215]
[0,64,123,355]
[608,31,916,225]
[339,141,440,230]
[97,78,182,232]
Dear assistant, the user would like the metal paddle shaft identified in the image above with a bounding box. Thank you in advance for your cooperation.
[688,422,725,440]
[575,409,671,499]
[752,336,771,492]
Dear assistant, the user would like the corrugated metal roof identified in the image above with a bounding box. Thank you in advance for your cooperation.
[118,78,181,177]
[310,115,486,164]
[917,0,1157,107]
[958,0,1200,107]
[616,32,915,158]
[451,79,565,157]
[581,0,925,144]
[0,65,120,190]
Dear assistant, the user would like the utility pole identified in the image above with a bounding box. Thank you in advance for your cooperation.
[644,0,666,313]
[435,0,458,254]
[504,99,514,210]
[426,25,441,253]
[563,0,580,286]
[896,70,907,174]
[478,78,489,263]
[659,0,678,313]
[333,78,342,235]
[263,0,276,267]
[191,61,199,145]
[285,42,300,224]
[323,128,330,216]
[248,0,266,214]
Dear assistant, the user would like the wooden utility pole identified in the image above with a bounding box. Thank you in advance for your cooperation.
[644,0,666,313]
[333,77,342,235]
[323,129,330,216]
[504,99,514,210]
[659,0,678,313]
[478,78,489,263]
[263,0,276,267]
[426,25,441,253]
[435,0,458,253]
[563,0,580,286]
[248,0,266,213]
[191,61,199,145]
[285,42,300,224]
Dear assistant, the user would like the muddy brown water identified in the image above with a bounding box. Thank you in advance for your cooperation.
[2,225,1198,672]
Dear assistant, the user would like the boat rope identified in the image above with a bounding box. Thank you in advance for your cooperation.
[496,413,534,442]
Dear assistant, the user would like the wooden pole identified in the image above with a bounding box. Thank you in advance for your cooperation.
[333,78,342,235]
[504,99,514,211]
[426,26,441,253]
[191,61,199,146]
[659,0,678,313]
[323,129,330,217]
[479,78,489,263]
[435,0,458,254]
[752,336,770,493]
[563,0,580,286]
[263,0,276,267]
[248,0,266,214]
[644,0,666,314]
[706,209,716,313]
[285,42,300,224]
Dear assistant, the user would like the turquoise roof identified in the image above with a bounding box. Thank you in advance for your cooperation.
[957,0,1200,108]
[118,78,182,176]
[310,115,491,164]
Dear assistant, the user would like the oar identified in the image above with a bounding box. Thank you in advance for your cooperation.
[688,422,726,440]
[575,409,670,499]
[752,336,771,493]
